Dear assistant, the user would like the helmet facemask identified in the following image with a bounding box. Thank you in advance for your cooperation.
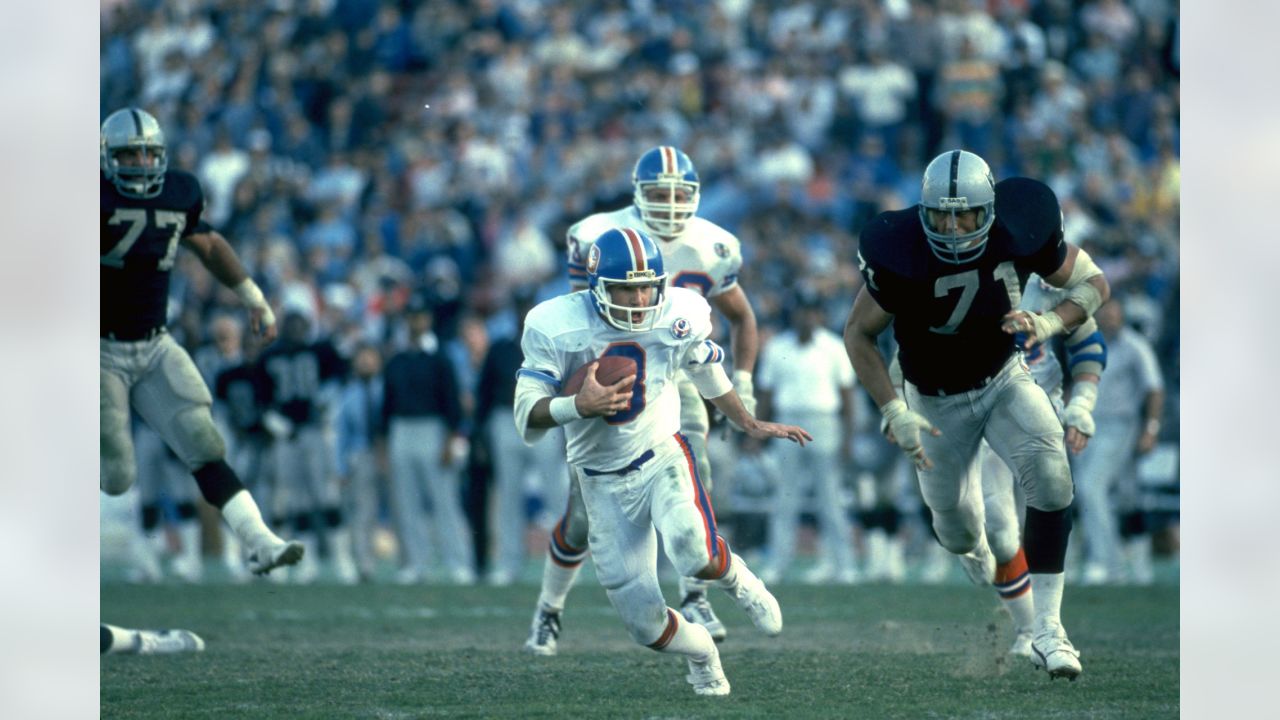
[918,149,996,264]
[592,272,667,332]
[634,178,699,238]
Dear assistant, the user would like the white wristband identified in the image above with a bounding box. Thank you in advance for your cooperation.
[233,278,276,327]
[549,396,583,425]
[1067,380,1098,414]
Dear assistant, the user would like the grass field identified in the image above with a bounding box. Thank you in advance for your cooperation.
[101,576,1178,719]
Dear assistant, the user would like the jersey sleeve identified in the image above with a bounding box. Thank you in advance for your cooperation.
[516,322,564,392]
[998,177,1069,278]
[856,247,904,315]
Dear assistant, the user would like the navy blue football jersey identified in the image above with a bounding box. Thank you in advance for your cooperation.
[857,177,1068,392]
[100,169,210,337]
[215,361,269,437]
[258,341,348,426]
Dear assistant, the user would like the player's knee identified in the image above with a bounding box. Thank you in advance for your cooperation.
[562,502,590,549]
[1022,455,1073,511]
[933,516,981,555]
[100,461,135,496]
[171,407,226,468]
[986,524,1021,562]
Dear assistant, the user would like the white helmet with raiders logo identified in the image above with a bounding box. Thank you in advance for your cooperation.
[918,149,996,264]
[101,107,168,199]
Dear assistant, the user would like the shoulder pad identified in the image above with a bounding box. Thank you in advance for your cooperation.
[858,208,927,279]
[994,178,1062,255]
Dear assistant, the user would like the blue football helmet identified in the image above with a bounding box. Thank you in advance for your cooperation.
[632,146,700,238]
[586,227,668,332]
[101,107,168,199]
[918,149,996,264]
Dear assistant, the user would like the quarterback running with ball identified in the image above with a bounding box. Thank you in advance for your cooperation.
[514,227,808,696]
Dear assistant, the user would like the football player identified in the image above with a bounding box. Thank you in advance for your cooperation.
[963,275,1108,657]
[100,107,302,576]
[526,146,758,654]
[513,228,809,696]
[843,149,1110,680]
[257,310,357,583]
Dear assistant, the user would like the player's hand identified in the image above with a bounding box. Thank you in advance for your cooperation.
[880,398,940,470]
[741,418,813,446]
[1062,384,1096,454]
[249,305,278,343]
[1064,426,1089,454]
[1001,310,1064,349]
[573,362,636,418]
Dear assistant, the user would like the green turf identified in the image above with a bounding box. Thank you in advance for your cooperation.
[101,579,1177,719]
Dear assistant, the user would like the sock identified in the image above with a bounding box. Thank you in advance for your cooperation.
[994,548,1035,633]
[1024,506,1072,573]
[219,490,281,548]
[1030,571,1065,631]
[537,552,582,612]
[647,609,716,659]
[101,624,138,655]
[192,460,246,508]
[696,536,733,582]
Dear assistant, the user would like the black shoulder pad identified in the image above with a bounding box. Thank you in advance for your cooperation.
[994,178,1062,255]
[859,208,927,279]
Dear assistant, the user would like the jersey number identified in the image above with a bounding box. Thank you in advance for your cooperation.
[671,271,715,296]
[602,342,646,425]
[929,261,1021,335]
[266,354,320,403]
[103,209,185,270]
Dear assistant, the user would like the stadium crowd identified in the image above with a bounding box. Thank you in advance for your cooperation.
[100,0,1179,586]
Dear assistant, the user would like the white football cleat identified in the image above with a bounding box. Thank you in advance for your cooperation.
[686,647,731,696]
[1009,629,1034,659]
[1031,623,1083,680]
[957,537,996,586]
[680,592,727,643]
[524,607,561,656]
[724,554,782,636]
[247,539,305,576]
[137,629,205,655]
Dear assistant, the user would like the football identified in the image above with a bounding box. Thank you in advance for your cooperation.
[559,355,638,396]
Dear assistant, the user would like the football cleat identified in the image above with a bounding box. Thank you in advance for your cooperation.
[680,592,727,643]
[724,554,782,636]
[1009,630,1035,659]
[247,539,304,576]
[524,607,561,657]
[958,537,996,586]
[1031,623,1083,681]
[686,647,730,696]
[137,629,205,655]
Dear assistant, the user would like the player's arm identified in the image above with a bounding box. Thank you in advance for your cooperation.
[683,340,811,445]
[1061,315,1108,454]
[566,224,590,291]
[1003,244,1109,348]
[709,286,760,416]
[843,286,938,469]
[519,363,635,432]
[182,230,277,341]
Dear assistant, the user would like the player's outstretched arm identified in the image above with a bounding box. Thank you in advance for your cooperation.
[182,230,277,342]
[706,389,812,446]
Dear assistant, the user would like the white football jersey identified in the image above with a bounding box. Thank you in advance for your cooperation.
[518,287,722,470]
[566,206,743,299]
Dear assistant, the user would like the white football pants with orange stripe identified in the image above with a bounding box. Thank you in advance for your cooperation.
[577,433,728,647]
